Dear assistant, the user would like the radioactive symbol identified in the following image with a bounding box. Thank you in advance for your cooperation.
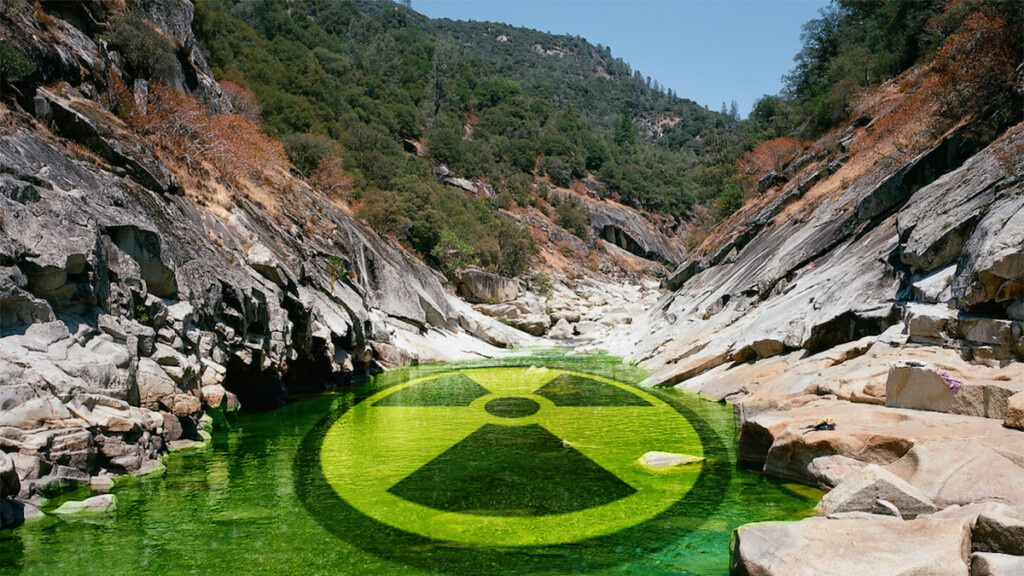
[318,366,704,546]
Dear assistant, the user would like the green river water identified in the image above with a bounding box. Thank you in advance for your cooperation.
[0,354,820,575]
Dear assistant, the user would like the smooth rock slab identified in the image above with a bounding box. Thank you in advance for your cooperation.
[739,399,1024,497]
[820,464,936,518]
[885,440,1024,507]
[731,517,970,576]
[52,494,117,515]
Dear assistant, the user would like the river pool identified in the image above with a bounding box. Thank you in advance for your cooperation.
[0,354,820,575]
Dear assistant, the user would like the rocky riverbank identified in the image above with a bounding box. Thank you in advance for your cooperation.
[622,73,1024,574]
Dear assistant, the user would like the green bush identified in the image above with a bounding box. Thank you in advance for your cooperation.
[715,186,746,217]
[542,157,572,188]
[531,273,553,297]
[282,132,336,175]
[0,40,34,97]
[555,196,591,240]
[431,230,476,274]
[103,10,179,81]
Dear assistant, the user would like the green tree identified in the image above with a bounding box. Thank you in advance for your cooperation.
[613,110,636,154]
[0,41,34,98]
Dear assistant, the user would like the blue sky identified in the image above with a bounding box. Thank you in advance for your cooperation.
[412,0,830,118]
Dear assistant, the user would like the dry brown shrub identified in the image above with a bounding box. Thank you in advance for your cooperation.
[219,80,262,124]
[858,4,1020,159]
[106,78,287,182]
[736,137,801,187]
[310,155,353,196]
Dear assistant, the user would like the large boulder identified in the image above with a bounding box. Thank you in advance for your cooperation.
[507,314,550,337]
[885,361,1023,419]
[819,464,936,518]
[731,517,970,576]
[0,452,19,503]
[452,267,520,303]
[972,508,1024,555]
[885,440,1024,507]
[137,358,178,411]
[583,195,686,265]
[1005,392,1024,430]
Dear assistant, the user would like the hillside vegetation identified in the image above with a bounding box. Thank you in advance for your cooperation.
[190,0,752,277]
[5,0,1013,282]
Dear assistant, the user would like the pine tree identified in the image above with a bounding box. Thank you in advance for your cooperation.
[613,110,636,155]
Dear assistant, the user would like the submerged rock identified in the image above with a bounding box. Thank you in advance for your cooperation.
[53,494,117,515]
[636,451,703,470]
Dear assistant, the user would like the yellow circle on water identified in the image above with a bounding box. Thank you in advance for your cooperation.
[319,366,703,546]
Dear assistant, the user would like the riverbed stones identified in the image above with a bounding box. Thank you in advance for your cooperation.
[547,318,574,339]
[731,517,971,576]
[819,464,937,518]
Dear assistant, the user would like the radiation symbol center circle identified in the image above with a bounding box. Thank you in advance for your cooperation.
[485,396,540,418]
[317,367,705,546]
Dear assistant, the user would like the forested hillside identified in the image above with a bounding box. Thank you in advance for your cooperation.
[191,0,748,276]
[185,0,1020,281]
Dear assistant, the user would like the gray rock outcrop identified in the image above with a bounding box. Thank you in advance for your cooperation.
[634,125,1023,389]
[453,267,521,303]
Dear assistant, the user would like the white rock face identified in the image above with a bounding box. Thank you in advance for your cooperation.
[731,517,971,576]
